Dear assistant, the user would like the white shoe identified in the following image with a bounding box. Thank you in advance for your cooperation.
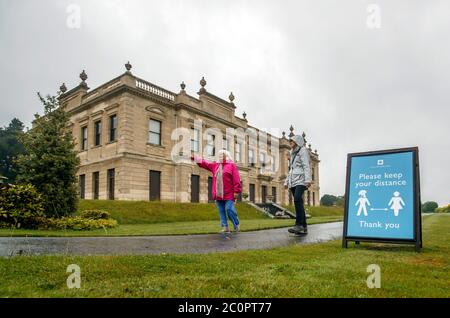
[221,227,231,233]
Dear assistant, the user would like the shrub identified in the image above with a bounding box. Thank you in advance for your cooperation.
[422,201,439,213]
[35,216,118,231]
[0,184,45,228]
[435,204,450,213]
[79,209,110,220]
[320,194,338,206]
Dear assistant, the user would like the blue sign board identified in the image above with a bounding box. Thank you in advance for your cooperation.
[343,148,422,251]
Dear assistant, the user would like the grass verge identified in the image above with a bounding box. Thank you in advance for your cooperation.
[0,214,448,297]
[0,216,342,237]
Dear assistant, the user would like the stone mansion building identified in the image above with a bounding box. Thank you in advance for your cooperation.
[59,62,321,206]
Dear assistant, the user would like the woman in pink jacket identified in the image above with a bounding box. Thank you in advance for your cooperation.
[191,149,242,233]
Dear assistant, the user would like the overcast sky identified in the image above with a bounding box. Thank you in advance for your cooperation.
[1,0,449,205]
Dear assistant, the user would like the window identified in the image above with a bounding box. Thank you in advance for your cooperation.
[149,119,161,145]
[206,134,215,156]
[79,174,85,199]
[271,155,276,172]
[235,143,242,162]
[109,115,117,142]
[191,174,200,203]
[191,128,200,153]
[248,149,255,167]
[94,120,102,146]
[107,169,115,200]
[222,138,229,151]
[249,183,255,202]
[92,172,99,200]
[260,153,266,170]
[312,167,315,181]
[149,170,161,201]
[81,126,88,151]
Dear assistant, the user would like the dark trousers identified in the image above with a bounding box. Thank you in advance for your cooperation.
[290,185,307,227]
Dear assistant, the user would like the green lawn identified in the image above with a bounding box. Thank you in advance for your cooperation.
[285,205,344,217]
[0,216,342,237]
[0,200,343,237]
[78,200,268,224]
[0,214,448,297]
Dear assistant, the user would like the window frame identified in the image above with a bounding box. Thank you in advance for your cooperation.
[109,114,118,142]
[191,128,200,153]
[148,118,162,146]
[235,142,242,162]
[81,126,88,151]
[248,148,255,167]
[94,120,102,146]
[206,134,216,157]
[107,168,115,200]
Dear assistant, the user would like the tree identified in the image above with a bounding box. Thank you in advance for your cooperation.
[335,195,345,207]
[0,118,25,183]
[321,194,338,206]
[421,201,438,213]
[15,93,80,217]
[435,204,450,213]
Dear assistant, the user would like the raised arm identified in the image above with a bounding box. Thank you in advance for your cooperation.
[192,155,215,172]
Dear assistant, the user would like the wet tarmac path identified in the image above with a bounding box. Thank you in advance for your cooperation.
[0,222,343,257]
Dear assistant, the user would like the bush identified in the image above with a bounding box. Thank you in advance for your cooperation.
[34,216,118,231]
[435,204,450,213]
[422,201,439,213]
[79,209,110,220]
[320,194,338,206]
[0,184,45,228]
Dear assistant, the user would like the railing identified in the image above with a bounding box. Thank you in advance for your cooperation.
[135,79,176,102]
[80,76,176,104]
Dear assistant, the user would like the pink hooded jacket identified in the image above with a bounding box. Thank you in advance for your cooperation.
[194,155,242,201]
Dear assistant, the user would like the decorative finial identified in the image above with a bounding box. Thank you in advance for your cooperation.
[308,143,312,150]
[180,81,186,91]
[79,70,88,88]
[302,131,307,143]
[80,70,87,82]
[282,131,286,138]
[125,61,132,72]
[199,77,207,94]
[200,77,206,87]
[243,111,247,120]
[289,125,294,137]
[229,92,235,103]
[315,149,318,154]
[60,83,67,93]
